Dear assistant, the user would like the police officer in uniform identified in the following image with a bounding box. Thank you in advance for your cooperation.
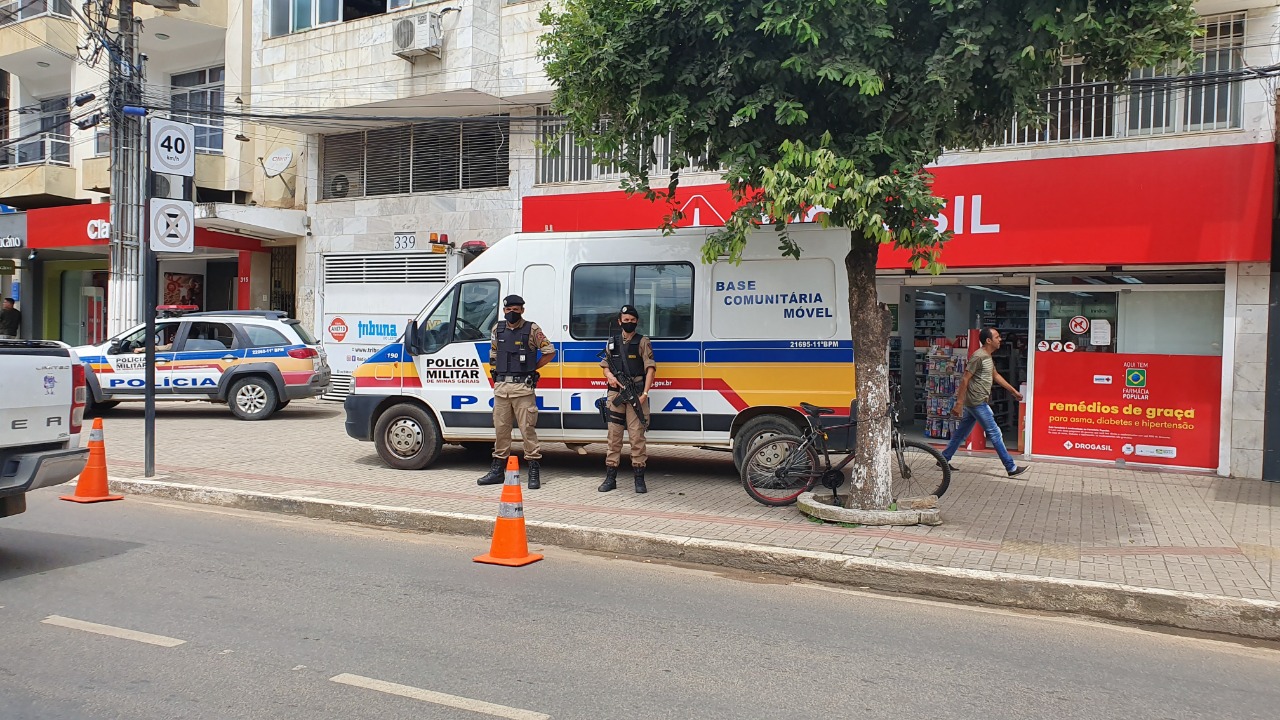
[477,295,556,489]
[599,305,657,493]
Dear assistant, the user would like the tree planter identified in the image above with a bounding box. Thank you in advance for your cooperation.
[796,492,942,527]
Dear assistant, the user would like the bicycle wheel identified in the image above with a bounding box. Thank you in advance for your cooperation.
[740,434,822,507]
[891,439,951,501]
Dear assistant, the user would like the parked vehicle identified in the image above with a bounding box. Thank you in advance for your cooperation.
[344,226,859,471]
[74,310,331,421]
[0,340,90,518]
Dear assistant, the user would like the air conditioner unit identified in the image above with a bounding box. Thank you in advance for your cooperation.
[392,12,443,60]
[325,171,361,200]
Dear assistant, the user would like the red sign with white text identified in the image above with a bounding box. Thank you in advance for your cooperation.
[1032,352,1221,469]
[522,143,1272,268]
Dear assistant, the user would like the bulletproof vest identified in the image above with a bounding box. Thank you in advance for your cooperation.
[608,333,645,377]
[495,323,537,374]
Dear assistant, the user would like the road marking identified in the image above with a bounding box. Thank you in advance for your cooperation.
[42,615,186,648]
[330,673,550,720]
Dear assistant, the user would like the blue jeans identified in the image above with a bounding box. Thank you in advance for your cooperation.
[942,403,1017,472]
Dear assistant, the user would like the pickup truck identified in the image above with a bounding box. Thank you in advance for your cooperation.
[0,340,91,518]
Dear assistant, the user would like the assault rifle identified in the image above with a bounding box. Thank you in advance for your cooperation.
[598,340,649,428]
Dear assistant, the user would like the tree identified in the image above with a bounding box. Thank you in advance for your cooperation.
[539,0,1199,509]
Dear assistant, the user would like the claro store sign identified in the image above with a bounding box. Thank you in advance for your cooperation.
[1032,352,1222,470]
[522,143,1273,268]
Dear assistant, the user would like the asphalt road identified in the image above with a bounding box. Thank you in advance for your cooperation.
[2,491,1278,720]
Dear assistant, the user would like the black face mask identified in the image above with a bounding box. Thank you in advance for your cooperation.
[505,311,522,324]
[620,321,638,333]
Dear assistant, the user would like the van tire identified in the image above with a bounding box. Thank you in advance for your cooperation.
[229,377,279,421]
[734,414,804,473]
[375,403,443,470]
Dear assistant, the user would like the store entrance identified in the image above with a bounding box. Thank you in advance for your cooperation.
[882,277,1032,451]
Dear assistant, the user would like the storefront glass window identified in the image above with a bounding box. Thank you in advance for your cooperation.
[1118,290,1223,356]
[1038,291,1117,352]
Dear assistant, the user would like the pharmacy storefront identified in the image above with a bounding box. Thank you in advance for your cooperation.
[523,142,1273,477]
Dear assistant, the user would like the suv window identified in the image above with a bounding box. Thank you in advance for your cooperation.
[115,322,179,353]
[180,321,237,352]
[418,280,501,354]
[285,320,318,345]
[243,324,290,348]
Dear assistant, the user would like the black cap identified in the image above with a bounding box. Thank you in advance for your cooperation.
[619,304,640,318]
[503,294,525,307]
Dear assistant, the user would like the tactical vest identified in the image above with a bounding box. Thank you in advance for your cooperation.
[495,323,537,374]
[608,333,645,377]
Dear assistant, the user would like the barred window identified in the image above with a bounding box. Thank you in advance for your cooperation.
[1186,12,1245,130]
[320,117,509,201]
[536,107,709,185]
[170,67,224,153]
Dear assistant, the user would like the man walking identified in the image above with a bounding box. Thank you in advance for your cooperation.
[599,305,657,493]
[943,328,1028,477]
[477,295,556,489]
[0,298,20,339]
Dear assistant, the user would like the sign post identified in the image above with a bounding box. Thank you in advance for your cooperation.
[143,117,196,478]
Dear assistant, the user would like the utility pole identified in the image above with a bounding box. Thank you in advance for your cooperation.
[107,0,144,337]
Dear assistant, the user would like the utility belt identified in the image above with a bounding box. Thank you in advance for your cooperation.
[613,376,646,385]
[495,373,534,383]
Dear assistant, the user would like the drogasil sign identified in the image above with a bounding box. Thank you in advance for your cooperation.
[328,317,349,342]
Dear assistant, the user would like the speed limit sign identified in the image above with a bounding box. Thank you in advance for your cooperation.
[149,118,195,177]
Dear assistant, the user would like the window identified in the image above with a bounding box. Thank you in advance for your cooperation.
[114,323,179,353]
[268,0,422,38]
[181,321,237,352]
[535,107,710,185]
[170,67,224,153]
[417,280,501,354]
[570,263,693,340]
[243,325,291,348]
[1186,13,1244,130]
[321,118,510,200]
[0,0,71,23]
[1004,60,1114,145]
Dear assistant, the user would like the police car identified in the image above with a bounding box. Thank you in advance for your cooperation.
[75,309,331,420]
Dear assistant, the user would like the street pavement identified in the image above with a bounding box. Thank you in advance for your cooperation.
[92,400,1279,603]
[3,492,1280,720]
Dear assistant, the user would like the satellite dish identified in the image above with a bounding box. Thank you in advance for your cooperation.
[263,147,294,178]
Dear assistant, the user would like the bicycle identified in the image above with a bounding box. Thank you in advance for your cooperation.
[738,382,952,507]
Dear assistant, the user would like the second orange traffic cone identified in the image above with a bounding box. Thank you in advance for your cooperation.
[473,456,543,567]
[61,417,123,504]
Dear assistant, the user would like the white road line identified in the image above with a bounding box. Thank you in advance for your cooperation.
[330,673,550,720]
[42,615,186,648]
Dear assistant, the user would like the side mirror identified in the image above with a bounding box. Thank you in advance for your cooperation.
[107,340,123,355]
[404,319,421,356]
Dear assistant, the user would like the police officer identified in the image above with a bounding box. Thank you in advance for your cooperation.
[477,295,555,489]
[599,305,656,493]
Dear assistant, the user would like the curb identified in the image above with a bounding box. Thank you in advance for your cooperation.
[108,477,1280,641]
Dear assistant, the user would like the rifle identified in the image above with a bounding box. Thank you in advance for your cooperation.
[598,339,649,428]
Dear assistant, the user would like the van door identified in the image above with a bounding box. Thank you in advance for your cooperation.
[411,277,503,439]
[518,263,563,435]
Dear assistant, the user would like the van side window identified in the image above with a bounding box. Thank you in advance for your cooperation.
[570,263,693,340]
[418,280,501,354]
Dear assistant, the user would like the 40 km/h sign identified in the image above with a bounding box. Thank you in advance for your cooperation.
[149,118,196,177]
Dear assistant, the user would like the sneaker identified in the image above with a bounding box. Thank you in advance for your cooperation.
[1007,465,1029,478]
[947,462,959,472]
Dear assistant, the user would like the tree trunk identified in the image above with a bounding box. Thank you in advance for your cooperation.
[844,233,893,510]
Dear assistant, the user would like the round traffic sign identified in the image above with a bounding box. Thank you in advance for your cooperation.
[1068,315,1090,335]
[149,118,195,176]
[1037,340,1049,352]
[151,201,193,251]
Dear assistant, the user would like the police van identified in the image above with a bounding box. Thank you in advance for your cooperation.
[344,225,858,471]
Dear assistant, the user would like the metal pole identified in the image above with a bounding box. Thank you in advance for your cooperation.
[142,112,156,478]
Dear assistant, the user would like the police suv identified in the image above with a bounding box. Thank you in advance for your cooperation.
[75,310,331,420]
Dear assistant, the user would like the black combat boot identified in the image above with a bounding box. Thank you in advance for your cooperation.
[598,467,618,492]
[476,458,504,486]
[527,460,541,490]
[634,467,648,494]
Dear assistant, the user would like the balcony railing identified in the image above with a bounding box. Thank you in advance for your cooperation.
[0,0,72,24]
[1,133,72,167]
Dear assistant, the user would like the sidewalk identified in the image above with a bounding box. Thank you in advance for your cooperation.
[92,400,1278,631]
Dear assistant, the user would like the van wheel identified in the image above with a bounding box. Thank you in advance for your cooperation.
[229,377,278,421]
[375,403,443,470]
[734,414,804,473]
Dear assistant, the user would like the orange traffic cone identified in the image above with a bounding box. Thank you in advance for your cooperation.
[61,417,123,504]
[473,456,543,567]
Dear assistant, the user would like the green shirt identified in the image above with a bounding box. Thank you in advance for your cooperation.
[964,349,995,407]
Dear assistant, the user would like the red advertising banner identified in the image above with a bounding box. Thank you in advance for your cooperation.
[1032,352,1221,469]
[522,143,1273,268]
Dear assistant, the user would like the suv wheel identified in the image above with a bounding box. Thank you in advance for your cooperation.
[374,403,443,470]
[229,377,278,421]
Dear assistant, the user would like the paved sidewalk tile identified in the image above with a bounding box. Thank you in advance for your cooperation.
[93,400,1279,600]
